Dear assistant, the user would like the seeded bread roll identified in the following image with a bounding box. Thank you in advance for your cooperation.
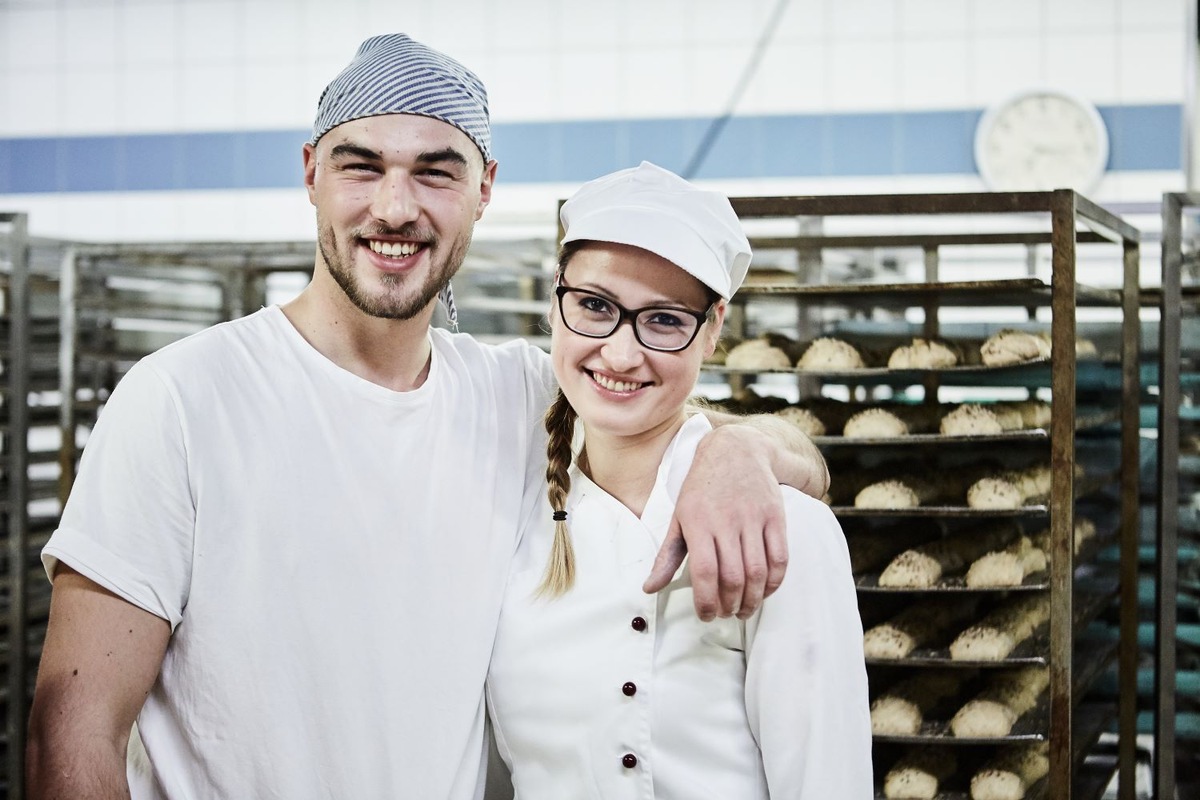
[1076,337,1098,359]
[878,524,1019,588]
[1028,517,1097,557]
[888,338,960,369]
[884,747,959,799]
[1009,399,1052,429]
[855,478,934,510]
[872,670,973,736]
[971,743,1050,800]
[967,464,1052,510]
[967,476,1025,510]
[773,406,826,436]
[864,597,981,659]
[981,329,1052,366]
[950,667,1049,738]
[949,594,1050,661]
[846,525,936,575]
[965,536,1047,588]
[797,337,866,370]
[725,338,792,370]
[941,404,1005,435]
[843,407,909,438]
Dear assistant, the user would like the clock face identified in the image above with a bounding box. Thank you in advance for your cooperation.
[974,90,1109,193]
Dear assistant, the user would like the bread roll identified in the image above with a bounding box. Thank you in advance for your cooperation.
[966,464,1052,510]
[879,524,1019,588]
[971,742,1050,800]
[864,597,981,659]
[951,667,1048,738]
[941,404,1005,436]
[980,329,1052,366]
[797,337,866,370]
[949,594,1050,661]
[773,406,826,436]
[872,670,972,736]
[888,338,960,369]
[965,536,1047,588]
[725,338,792,370]
[884,747,958,799]
[1009,400,1052,429]
[844,407,909,438]
[846,525,936,574]
[1028,516,1097,557]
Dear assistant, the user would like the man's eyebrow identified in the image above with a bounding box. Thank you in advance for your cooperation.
[329,143,382,162]
[416,148,470,167]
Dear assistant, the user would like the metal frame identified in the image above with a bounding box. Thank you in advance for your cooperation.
[0,212,31,800]
[1155,191,1200,800]
[723,190,1140,799]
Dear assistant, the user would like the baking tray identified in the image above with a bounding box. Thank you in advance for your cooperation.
[812,410,1119,447]
[871,636,1117,745]
[854,531,1115,596]
[734,278,1121,309]
[864,588,1117,668]
[871,703,1114,800]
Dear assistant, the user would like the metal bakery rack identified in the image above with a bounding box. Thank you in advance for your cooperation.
[706,191,1141,800]
[1148,191,1200,800]
[0,213,69,799]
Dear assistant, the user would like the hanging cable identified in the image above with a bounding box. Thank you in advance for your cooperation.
[681,0,793,179]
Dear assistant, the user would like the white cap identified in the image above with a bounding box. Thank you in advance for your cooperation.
[559,162,752,300]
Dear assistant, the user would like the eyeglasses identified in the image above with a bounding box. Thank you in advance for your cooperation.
[554,285,713,352]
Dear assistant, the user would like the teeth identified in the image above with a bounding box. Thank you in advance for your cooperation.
[368,240,420,257]
[592,372,642,393]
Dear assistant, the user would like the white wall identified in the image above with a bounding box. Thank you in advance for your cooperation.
[0,0,1189,242]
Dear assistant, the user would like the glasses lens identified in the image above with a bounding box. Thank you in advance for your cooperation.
[561,290,619,336]
[636,308,699,350]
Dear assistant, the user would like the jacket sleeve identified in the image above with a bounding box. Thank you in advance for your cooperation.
[743,489,874,798]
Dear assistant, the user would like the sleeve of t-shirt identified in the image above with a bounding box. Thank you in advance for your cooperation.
[514,342,558,537]
[42,359,196,630]
[743,489,874,799]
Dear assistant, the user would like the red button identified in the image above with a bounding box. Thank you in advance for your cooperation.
[622,753,638,769]
[631,616,647,632]
[622,682,637,697]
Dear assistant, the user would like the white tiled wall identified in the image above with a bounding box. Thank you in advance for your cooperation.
[0,0,1191,241]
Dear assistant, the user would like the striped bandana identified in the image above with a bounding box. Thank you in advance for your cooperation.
[311,34,491,161]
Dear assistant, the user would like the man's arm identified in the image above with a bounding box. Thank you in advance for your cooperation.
[644,409,829,621]
[27,565,170,800]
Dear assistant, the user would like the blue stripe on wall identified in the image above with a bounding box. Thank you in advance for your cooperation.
[0,104,1181,195]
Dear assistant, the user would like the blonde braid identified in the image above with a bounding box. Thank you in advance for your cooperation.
[537,389,578,597]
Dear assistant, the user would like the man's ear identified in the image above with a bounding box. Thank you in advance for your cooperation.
[476,159,498,220]
[302,143,318,206]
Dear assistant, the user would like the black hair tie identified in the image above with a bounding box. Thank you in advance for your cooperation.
[552,510,568,522]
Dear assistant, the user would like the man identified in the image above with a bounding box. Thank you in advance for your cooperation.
[27,34,827,798]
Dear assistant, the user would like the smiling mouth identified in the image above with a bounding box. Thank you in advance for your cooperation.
[366,240,424,258]
[588,369,648,393]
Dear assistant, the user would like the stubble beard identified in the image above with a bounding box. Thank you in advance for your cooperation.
[317,217,473,321]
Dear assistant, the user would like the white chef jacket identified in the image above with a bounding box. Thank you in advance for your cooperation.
[486,415,873,799]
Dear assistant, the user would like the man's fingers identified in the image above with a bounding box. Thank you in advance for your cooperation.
[644,518,688,594]
[762,510,789,599]
[713,533,745,619]
[737,532,768,620]
[683,533,720,622]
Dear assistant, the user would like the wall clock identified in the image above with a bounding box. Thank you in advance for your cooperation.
[973,89,1109,194]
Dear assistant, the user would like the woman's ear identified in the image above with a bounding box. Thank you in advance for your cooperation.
[701,301,727,359]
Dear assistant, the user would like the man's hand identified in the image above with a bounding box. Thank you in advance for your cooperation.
[643,424,790,621]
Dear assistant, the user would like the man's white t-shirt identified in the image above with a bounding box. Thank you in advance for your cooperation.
[42,306,556,800]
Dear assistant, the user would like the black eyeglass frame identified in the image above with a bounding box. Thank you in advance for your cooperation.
[553,284,714,352]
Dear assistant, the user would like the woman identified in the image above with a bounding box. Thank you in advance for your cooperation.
[486,162,872,798]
